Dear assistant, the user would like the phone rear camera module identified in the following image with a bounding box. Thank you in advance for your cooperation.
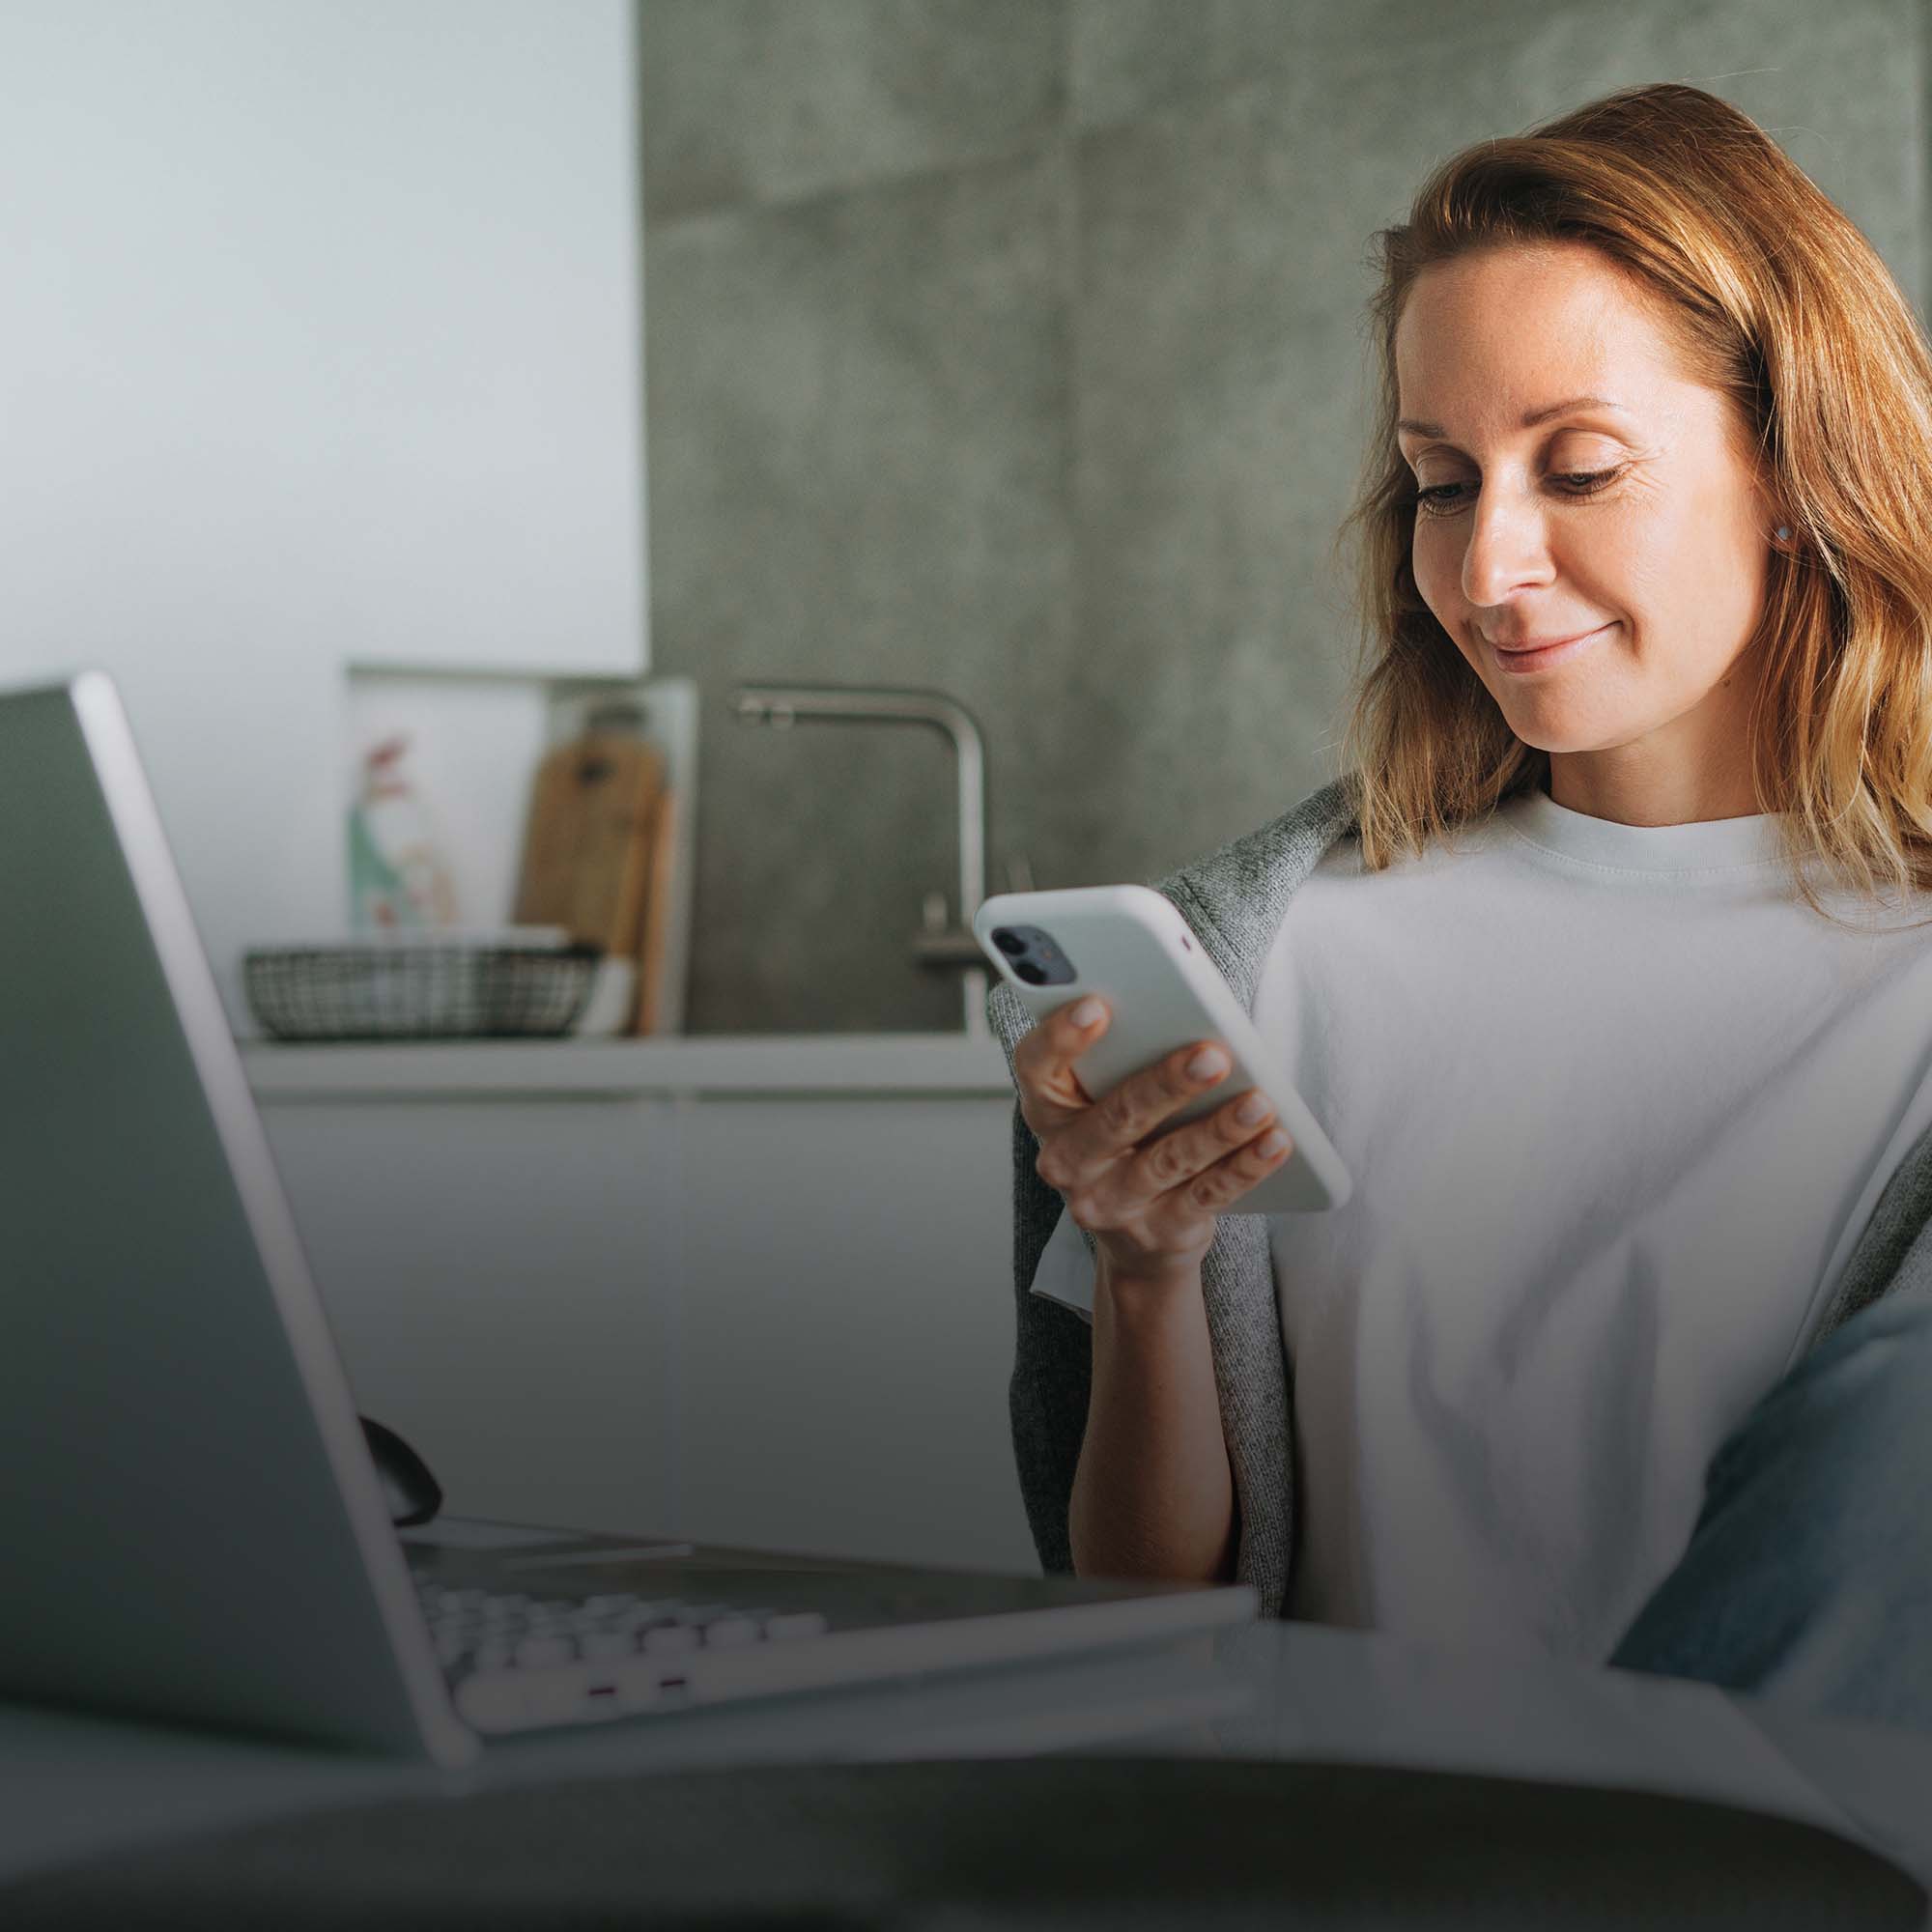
[992,923,1076,986]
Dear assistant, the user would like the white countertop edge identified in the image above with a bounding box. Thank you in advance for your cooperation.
[242,1034,1014,1097]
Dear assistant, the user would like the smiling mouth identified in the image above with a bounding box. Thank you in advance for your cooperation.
[1489,625,1608,655]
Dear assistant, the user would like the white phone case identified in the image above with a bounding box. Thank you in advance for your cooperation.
[975,885,1351,1213]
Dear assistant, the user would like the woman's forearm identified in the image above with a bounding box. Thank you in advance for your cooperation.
[1068,1252,1237,1583]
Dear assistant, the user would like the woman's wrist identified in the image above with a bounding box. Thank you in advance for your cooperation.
[1095,1245,1206,1312]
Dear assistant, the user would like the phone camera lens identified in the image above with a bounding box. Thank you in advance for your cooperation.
[1014,960,1046,985]
[991,929,1028,957]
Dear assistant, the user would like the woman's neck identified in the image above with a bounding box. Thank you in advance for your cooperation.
[1546,753,1763,826]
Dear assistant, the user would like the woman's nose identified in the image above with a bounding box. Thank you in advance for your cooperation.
[1461,488,1555,608]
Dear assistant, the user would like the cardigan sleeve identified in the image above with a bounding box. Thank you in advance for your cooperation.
[1812,1111,1932,1339]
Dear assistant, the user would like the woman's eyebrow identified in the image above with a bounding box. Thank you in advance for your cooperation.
[1397,395,1631,439]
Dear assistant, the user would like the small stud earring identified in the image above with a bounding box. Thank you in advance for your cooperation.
[1776,526,1792,543]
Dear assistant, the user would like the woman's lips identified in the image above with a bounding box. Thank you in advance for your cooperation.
[1488,623,1612,672]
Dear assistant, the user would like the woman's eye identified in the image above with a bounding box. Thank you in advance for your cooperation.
[1551,467,1621,496]
[1411,467,1623,518]
[1413,482,1470,516]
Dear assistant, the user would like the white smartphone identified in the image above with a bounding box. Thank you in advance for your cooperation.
[974,885,1351,1213]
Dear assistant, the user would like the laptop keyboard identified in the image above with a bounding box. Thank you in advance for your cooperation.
[416,1582,829,1682]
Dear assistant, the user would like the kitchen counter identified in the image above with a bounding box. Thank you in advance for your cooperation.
[242,1034,1012,1097]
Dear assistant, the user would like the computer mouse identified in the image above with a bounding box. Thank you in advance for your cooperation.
[359,1415,442,1527]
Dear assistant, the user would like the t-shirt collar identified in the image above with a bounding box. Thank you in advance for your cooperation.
[1506,786,1786,874]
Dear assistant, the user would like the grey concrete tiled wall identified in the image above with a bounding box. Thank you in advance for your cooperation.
[640,0,1066,221]
[639,0,1929,1034]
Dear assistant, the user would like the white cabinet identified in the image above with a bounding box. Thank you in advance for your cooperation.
[677,1095,1023,1570]
[251,1039,1037,1574]
[261,1095,684,1541]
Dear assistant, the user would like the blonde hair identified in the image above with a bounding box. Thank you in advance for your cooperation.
[1341,82,1932,917]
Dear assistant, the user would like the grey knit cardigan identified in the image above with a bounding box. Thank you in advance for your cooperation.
[985,778,1932,1616]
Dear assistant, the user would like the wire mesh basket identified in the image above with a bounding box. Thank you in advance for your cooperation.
[243,941,602,1042]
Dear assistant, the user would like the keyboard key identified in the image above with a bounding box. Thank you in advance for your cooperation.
[618,1604,676,1630]
[579,1630,638,1661]
[641,1624,700,1657]
[765,1611,829,1641]
[514,1634,577,1668]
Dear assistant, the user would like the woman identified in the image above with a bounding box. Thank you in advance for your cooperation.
[990,83,1932,1731]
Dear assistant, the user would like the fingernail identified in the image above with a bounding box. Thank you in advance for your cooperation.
[1186,1047,1228,1082]
[1257,1129,1289,1157]
[1071,997,1104,1028]
[1235,1093,1269,1126]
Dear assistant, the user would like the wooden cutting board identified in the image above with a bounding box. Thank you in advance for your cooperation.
[513,732,665,957]
[631,785,678,1036]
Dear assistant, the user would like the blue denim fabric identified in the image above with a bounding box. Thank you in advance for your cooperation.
[1608,1293,1932,1732]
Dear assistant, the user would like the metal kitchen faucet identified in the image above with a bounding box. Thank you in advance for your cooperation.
[731,682,995,1038]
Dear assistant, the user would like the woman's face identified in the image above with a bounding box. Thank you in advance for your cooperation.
[1394,242,1774,813]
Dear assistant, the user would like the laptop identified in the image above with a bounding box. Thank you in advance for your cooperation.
[0,672,1254,1766]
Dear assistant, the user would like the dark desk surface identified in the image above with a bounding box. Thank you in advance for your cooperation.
[4,1545,1930,1923]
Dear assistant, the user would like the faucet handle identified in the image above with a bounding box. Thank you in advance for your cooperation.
[911,924,989,969]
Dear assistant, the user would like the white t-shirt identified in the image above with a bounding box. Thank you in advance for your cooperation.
[1028,790,1932,1662]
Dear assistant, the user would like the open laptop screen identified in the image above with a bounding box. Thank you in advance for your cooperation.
[0,674,471,1761]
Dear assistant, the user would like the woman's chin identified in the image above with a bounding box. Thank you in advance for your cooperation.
[1490,689,1636,756]
[1494,708,1586,754]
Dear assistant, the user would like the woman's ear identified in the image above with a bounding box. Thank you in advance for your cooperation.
[1752,466,1795,550]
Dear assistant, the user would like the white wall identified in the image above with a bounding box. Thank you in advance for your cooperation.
[0,1,646,1016]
